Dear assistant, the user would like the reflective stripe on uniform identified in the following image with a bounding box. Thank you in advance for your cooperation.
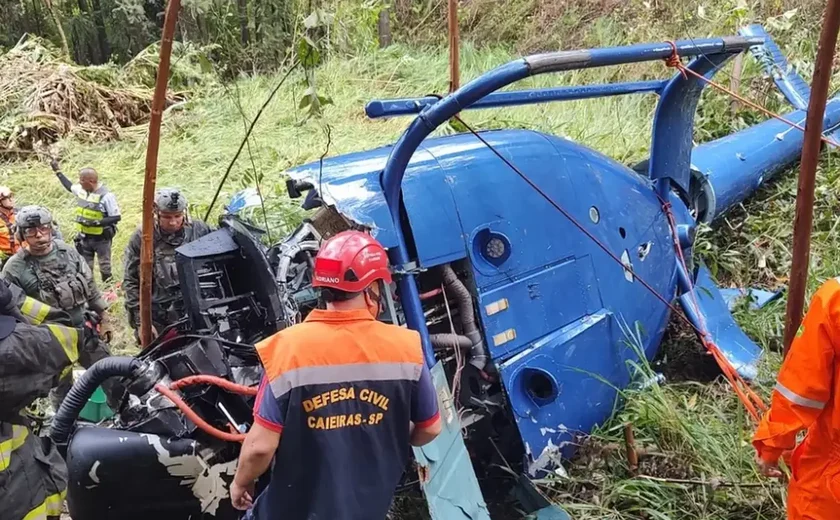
[22,491,66,520]
[0,425,29,471]
[775,381,827,409]
[269,362,423,399]
[75,191,105,235]
[21,296,51,325]
[46,324,79,364]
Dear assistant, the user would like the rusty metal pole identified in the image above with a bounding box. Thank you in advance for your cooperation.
[782,0,840,357]
[448,0,460,93]
[140,0,182,347]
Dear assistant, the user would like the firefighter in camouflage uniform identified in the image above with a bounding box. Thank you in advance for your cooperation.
[123,188,211,340]
[0,277,108,520]
[1,206,115,410]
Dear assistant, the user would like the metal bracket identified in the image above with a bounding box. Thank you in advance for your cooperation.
[391,260,427,277]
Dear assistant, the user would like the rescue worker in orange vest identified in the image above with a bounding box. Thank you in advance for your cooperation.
[0,186,20,262]
[231,230,442,519]
[753,277,840,519]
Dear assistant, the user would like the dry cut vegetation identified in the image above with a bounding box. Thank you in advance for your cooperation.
[0,35,180,154]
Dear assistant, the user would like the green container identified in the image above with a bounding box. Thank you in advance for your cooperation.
[79,386,114,422]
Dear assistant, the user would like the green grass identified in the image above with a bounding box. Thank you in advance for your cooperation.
[3,8,840,517]
[0,42,665,351]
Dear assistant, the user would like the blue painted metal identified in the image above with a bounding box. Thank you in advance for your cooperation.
[740,24,810,110]
[531,507,573,520]
[720,287,783,311]
[377,37,758,369]
[413,362,491,519]
[649,52,736,195]
[225,188,262,214]
[365,81,666,119]
[282,27,834,519]
[679,265,763,380]
[691,97,840,221]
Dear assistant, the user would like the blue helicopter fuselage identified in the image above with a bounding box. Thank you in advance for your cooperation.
[287,27,840,519]
[290,129,680,459]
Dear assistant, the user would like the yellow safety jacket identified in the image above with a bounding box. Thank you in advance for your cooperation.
[0,321,81,520]
[75,187,109,236]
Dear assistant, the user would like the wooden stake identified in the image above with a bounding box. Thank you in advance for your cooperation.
[448,0,460,93]
[624,423,639,474]
[782,0,840,357]
[378,7,391,48]
[729,53,743,116]
[140,0,181,348]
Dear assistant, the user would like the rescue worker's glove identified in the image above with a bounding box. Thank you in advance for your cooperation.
[98,311,113,343]
[82,319,104,353]
[50,158,60,172]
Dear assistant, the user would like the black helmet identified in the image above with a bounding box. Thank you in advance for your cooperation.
[14,205,53,241]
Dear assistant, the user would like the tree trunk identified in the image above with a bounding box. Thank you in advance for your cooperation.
[43,0,71,60]
[31,0,44,34]
[237,0,249,46]
[253,0,261,43]
[89,0,111,63]
[77,0,89,13]
[378,8,391,48]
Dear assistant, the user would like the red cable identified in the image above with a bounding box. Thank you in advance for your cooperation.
[654,134,768,418]
[454,115,710,336]
[155,383,247,443]
[664,41,840,148]
[169,375,259,396]
[454,98,769,419]
[419,288,443,300]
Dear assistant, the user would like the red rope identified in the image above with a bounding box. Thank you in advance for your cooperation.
[453,108,768,420]
[664,41,840,148]
[658,43,783,418]
[658,194,767,420]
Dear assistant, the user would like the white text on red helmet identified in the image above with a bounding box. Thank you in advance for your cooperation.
[315,275,341,284]
[359,250,383,262]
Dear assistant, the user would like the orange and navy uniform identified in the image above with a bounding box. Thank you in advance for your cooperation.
[249,308,439,520]
[753,277,840,519]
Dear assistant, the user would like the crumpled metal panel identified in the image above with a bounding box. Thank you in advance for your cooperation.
[739,24,810,110]
[414,362,490,520]
[225,188,263,214]
[719,287,782,311]
[176,229,239,258]
[679,265,763,380]
[498,310,636,465]
[286,139,467,267]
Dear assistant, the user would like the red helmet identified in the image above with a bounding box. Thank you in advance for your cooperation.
[313,231,392,293]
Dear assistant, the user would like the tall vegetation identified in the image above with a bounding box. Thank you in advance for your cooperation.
[0,0,828,73]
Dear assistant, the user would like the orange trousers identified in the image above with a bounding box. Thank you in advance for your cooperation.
[785,435,840,519]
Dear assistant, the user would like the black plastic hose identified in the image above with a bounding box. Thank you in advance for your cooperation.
[440,265,488,369]
[430,333,473,350]
[50,356,143,450]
